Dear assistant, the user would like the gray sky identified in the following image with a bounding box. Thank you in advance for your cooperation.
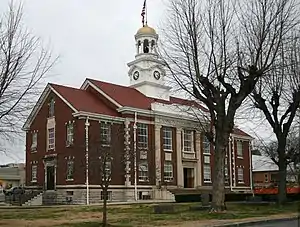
[0,0,165,164]
[0,0,278,164]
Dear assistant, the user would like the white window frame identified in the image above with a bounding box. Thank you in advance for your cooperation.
[137,123,148,149]
[237,141,243,158]
[66,123,74,146]
[163,127,173,151]
[48,128,55,150]
[100,122,111,146]
[66,160,74,181]
[183,129,194,153]
[31,165,37,182]
[164,161,173,182]
[203,135,211,154]
[31,132,37,151]
[204,155,210,164]
[138,161,149,182]
[203,164,211,182]
[237,168,244,183]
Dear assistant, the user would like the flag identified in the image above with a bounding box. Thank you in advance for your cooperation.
[141,0,146,26]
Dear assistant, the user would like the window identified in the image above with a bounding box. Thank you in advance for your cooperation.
[237,141,243,158]
[101,161,111,181]
[31,132,37,151]
[264,174,268,183]
[140,150,147,160]
[100,191,112,200]
[237,168,244,183]
[163,127,173,151]
[31,165,37,182]
[143,39,149,53]
[164,161,173,182]
[66,160,74,180]
[183,130,193,152]
[203,164,211,182]
[203,135,210,154]
[48,128,55,150]
[139,161,149,182]
[137,123,148,149]
[66,123,74,146]
[100,122,111,146]
[49,98,55,117]
[204,156,210,164]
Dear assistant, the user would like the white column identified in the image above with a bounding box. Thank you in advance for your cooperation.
[195,131,202,187]
[176,127,183,188]
[155,124,162,186]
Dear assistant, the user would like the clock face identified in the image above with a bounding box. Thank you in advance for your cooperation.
[133,71,139,80]
[153,70,161,80]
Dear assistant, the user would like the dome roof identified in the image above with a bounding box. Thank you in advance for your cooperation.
[136,25,157,35]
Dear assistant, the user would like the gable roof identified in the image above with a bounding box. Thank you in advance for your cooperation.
[50,84,119,116]
[22,83,120,130]
[252,155,278,172]
[232,128,253,138]
[87,78,208,111]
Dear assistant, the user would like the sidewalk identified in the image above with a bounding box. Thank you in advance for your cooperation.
[165,213,299,227]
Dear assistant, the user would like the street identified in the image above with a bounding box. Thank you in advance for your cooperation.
[252,219,299,227]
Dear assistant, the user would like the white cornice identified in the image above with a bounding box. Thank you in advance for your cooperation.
[127,56,165,67]
[73,111,124,122]
[230,133,253,141]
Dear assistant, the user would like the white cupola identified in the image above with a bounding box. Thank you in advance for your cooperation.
[127,25,171,101]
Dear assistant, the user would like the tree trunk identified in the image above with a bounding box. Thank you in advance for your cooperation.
[211,127,228,212]
[102,188,108,227]
[277,140,287,205]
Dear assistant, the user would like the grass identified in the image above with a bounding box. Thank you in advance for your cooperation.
[0,201,298,227]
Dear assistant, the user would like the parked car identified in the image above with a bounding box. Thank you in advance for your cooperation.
[4,186,24,196]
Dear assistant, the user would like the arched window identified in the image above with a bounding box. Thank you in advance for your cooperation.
[137,40,141,54]
[143,39,149,53]
[151,40,155,52]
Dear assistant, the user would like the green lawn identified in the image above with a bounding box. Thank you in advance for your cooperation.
[0,201,298,227]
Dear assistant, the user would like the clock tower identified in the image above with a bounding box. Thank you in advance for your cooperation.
[127,25,171,101]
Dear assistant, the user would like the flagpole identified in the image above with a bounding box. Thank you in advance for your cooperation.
[145,0,147,25]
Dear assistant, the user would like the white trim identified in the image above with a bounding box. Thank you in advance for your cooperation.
[73,111,124,122]
[22,84,78,131]
[230,133,253,141]
[49,85,78,113]
[82,80,122,108]
[56,184,155,189]
[118,106,205,124]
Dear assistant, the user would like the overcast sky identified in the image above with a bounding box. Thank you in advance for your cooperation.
[0,0,166,164]
[0,0,277,164]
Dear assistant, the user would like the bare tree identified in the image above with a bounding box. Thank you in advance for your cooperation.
[0,2,56,149]
[87,122,125,227]
[259,132,300,184]
[161,0,297,211]
[252,30,300,203]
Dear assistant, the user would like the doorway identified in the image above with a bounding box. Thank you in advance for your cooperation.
[183,168,194,188]
[46,166,55,190]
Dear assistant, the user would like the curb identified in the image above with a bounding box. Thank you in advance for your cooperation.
[210,216,299,227]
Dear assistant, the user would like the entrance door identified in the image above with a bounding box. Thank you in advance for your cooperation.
[184,168,194,188]
[46,166,55,190]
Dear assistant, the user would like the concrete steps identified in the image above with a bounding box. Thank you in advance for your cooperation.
[23,192,43,206]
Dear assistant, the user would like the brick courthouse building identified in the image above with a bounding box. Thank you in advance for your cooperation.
[23,24,253,204]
